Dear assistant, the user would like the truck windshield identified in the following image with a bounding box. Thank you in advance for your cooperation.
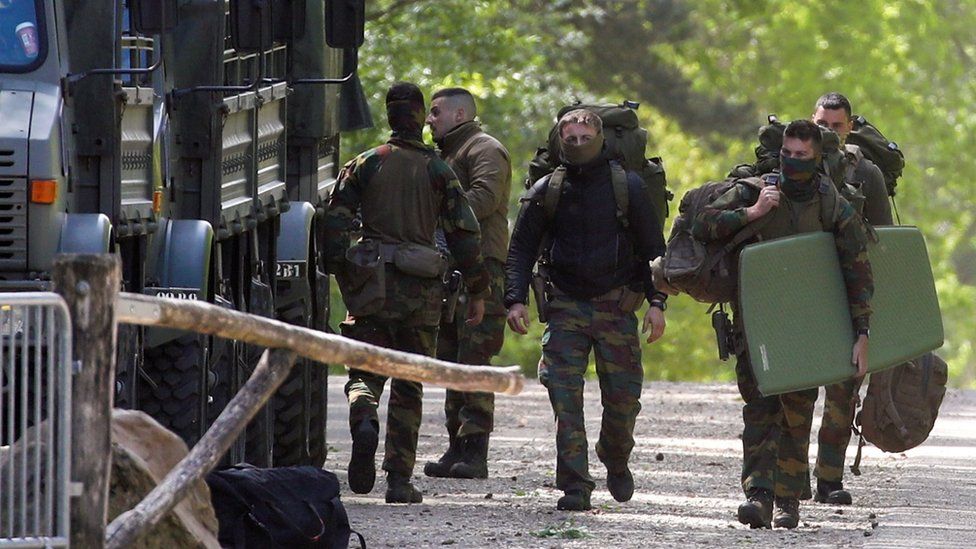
[0,0,45,72]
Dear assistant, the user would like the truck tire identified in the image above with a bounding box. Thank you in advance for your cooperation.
[140,334,208,446]
[272,298,328,466]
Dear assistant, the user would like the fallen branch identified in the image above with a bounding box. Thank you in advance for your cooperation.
[116,292,525,395]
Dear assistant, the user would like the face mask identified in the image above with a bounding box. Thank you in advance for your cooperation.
[560,132,604,165]
[779,154,819,201]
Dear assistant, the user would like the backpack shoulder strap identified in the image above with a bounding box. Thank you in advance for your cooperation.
[543,167,566,222]
[818,177,843,230]
[843,143,864,182]
[609,160,630,228]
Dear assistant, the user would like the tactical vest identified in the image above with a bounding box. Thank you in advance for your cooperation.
[755,174,841,242]
[360,146,440,247]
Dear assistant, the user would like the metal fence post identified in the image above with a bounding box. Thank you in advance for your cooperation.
[54,254,120,549]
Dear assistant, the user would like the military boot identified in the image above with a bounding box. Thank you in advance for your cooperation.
[773,497,800,529]
[385,473,423,504]
[814,479,852,505]
[606,466,634,503]
[737,488,773,529]
[423,432,462,478]
[556,489,592,511]
[449,433,489,479]
[347,419,379,494]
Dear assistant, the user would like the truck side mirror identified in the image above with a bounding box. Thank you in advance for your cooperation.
[130,0,179,34]
[325,0,365,49]
[274,0,307,42]
[230,0,275,53]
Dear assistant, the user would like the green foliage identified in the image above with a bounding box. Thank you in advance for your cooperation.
[336,0,976,387]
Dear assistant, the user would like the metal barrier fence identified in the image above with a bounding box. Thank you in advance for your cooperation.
[0,293,72,548]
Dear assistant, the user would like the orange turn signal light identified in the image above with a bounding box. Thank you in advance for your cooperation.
[30,179,57,204]
[153,190,163,214]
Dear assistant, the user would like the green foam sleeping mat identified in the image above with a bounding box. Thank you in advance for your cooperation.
[739,226,943,396]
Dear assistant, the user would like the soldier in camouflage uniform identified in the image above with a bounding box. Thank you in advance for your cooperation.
[693,119,873,529]
[422,88,513,480]
[324,83,491,504]
[803,92,894,505]
[505,109,668,511]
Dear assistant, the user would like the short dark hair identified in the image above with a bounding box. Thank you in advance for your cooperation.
[386,81,424,106]
[431,87,473,102]
[815,92,853,118]
[784,119,823,153]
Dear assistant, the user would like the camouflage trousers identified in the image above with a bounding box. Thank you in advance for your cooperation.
[341,271,441,477]
[437,259,507,437]
[735,347,818,499]
[539,289,643,494]
[814,377,862,484]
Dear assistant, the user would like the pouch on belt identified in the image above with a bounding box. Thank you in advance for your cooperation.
[336,240,386,317]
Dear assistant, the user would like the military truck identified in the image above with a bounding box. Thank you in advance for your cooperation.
[0,0,369,466]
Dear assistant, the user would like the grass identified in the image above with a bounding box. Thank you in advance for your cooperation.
[531,520,590,539]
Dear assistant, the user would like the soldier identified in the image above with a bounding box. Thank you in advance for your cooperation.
[422,88,513,480]
[324,82,491,504]
[802,92,894,506]
[693,119,873,529]
[505,109,668,511]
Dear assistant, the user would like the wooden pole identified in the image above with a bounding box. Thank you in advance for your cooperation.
[104,348,298,549]
[54,254,121,549]
[116,292,525,395]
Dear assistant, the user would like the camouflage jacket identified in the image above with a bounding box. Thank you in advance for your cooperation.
[691,177,873,330]
[324,136,490,298]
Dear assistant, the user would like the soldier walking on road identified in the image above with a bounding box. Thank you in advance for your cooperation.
[693,119,874,529]
[324,82,491,504]
[505,109,668,511]
[422,88,513,480]
[801,92,893,506]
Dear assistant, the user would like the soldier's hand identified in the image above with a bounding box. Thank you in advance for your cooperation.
[466,298,485,326]
[642,306,666,343]
[506,303,530,335]
[746,186,781,221]
[852,334,869,378]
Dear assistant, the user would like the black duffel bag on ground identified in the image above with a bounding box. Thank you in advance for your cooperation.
[206,464,365,549]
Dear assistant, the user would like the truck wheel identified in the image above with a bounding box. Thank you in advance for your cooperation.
[140,335,207,446]
[272,299,328,466]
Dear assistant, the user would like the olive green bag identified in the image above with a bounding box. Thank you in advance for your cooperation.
[335,241,386,317]
[393,243,447,278]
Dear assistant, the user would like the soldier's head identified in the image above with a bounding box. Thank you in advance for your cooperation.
[780,119,822,189]
[385,82,426,137]
[427,88,477,140]
[557,109,604,166]
[813,92,854,144]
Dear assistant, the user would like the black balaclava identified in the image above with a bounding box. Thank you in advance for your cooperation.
[386,82,425,141]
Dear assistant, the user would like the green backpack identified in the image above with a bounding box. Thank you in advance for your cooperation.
[847,115,905,197]
[527,101,673,230]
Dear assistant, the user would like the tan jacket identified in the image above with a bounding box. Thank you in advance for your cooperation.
[437,121,512,263]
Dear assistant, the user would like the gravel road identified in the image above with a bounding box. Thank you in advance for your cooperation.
[325,379,976,548]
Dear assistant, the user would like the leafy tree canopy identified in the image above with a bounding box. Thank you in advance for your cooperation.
[338,0,976,386]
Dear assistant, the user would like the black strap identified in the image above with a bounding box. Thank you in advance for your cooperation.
[850,422,865,477]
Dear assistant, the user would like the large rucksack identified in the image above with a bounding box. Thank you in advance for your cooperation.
[206,465,364,549]
[857,353,948,453]
[847,115,905,197]
[527,101,672,229]
[655,172,843,305]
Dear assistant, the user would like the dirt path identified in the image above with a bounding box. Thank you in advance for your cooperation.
[325,380,976,548]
